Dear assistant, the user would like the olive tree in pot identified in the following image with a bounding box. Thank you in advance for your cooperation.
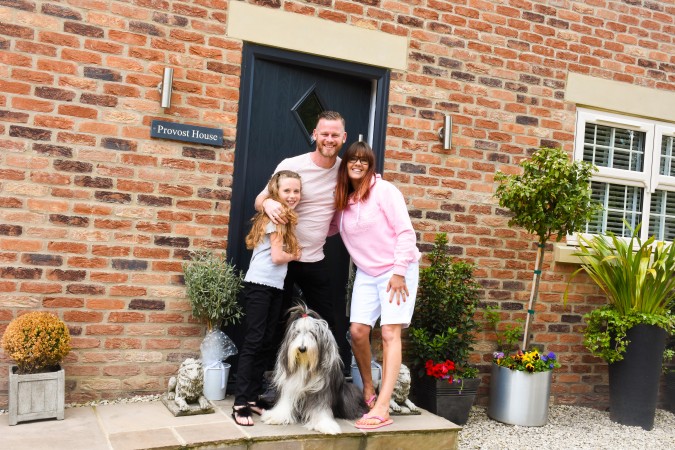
[183,251,244,400]
[490,146,598,426]
[566,224,675,430]
[1,311,71,425]
[408,233,482,425]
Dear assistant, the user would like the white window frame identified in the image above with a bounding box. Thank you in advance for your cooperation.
[569,108,675,245]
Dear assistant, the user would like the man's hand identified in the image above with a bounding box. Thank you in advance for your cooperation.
[262,198,287,225]
[386,274,409,305]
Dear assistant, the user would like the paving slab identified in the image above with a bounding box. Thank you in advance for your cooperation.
[0,406,109,450]
[96,400,232,434]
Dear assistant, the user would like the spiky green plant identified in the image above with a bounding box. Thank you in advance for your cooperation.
[566,223,675,362]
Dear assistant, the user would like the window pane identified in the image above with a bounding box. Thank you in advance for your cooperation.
[660,135,675,177]
[587,181,643,237]
[649,190,675,241]
[582,123,645,172]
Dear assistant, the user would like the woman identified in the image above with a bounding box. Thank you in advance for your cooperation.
[330,141,421,429]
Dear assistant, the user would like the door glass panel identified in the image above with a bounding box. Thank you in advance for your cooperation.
[292,87,325,145]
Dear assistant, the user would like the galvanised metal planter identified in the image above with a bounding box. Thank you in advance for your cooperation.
[487,363,552,427]
[8,365,65,426]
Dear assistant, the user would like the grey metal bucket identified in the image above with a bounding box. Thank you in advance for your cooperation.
[487,363,552,426]
[351,359,382,391]
[203,362,230,401]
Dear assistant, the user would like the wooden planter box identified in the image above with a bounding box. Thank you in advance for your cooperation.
[8,365,65,426]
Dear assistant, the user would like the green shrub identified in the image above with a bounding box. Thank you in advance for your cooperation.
[409,233,481,378]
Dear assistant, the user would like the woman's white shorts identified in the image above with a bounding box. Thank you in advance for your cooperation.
[349,262,419,328]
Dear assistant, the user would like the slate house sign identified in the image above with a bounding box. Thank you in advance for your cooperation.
[151,120,223,146]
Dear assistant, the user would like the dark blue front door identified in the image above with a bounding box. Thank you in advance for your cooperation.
[227,44,389,376]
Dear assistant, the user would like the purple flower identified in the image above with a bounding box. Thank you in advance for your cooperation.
[493,351,504,359]
[549,363,555,369]
[542,354,548,362]
[547,352,556,360]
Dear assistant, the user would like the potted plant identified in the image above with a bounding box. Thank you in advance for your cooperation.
[664,337,675,414]
[484,304,561,426]
[183,250,244,400]
[490,146,597,426]
[1,311,71,425]
[408,233,481,425]
[566,224,675,430]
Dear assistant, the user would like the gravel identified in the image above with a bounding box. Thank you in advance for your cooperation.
[0,394,162,415]
[459,405,675,450]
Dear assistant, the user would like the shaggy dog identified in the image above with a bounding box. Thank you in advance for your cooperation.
[261,304,367,434]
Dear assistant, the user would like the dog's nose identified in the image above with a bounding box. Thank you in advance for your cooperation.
[299,346,306,353]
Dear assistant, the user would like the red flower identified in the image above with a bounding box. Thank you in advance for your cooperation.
[425,359,457,383]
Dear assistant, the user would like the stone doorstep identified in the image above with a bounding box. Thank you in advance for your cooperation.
[97,398,461,449]
[0,397,461,450]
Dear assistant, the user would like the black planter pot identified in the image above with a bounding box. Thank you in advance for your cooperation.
[608,324,667,430]
[665,370,675,415]
[411,376,480,425]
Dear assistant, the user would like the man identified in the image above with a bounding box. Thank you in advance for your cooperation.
[254,111,347,331]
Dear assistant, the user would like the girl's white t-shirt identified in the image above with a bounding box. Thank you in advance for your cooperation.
[244,221,287,290]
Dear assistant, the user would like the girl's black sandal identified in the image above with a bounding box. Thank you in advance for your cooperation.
[232,404,253,426]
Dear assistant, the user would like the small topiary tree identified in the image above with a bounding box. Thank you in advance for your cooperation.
[494,146,598,350]
[1,311,71,374]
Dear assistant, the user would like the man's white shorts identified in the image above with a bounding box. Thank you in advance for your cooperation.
[350,262,419,328]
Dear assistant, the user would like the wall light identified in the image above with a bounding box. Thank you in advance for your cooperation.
[159,67,174,108]
[438,114,452,150]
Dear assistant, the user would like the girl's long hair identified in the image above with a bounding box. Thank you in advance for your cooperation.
[245,170,301,255]
[334,141,376,211]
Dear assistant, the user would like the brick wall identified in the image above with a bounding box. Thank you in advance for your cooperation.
[0,0,673,409]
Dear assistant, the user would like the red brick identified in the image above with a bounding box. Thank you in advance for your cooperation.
[145,339,181,349]
[103,365,141,376]
[105,338,142,349]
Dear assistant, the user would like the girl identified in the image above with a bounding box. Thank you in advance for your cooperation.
[330,142,421,430]
[232,170,302,426]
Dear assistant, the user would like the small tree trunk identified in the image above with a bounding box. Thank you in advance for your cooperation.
[522,243,546,351]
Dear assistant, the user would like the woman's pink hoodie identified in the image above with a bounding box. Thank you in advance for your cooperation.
[329,174,421,277]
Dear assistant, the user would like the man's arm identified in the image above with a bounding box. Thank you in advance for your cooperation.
[254,184,286,225]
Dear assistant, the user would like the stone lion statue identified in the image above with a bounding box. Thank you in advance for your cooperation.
[389,364,419,415]
[167,358,211,411]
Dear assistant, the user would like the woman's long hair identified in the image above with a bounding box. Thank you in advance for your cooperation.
[245,170,301,256]
[334,141,376,211]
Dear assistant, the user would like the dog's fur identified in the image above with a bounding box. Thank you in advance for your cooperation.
[261,304,367,434]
